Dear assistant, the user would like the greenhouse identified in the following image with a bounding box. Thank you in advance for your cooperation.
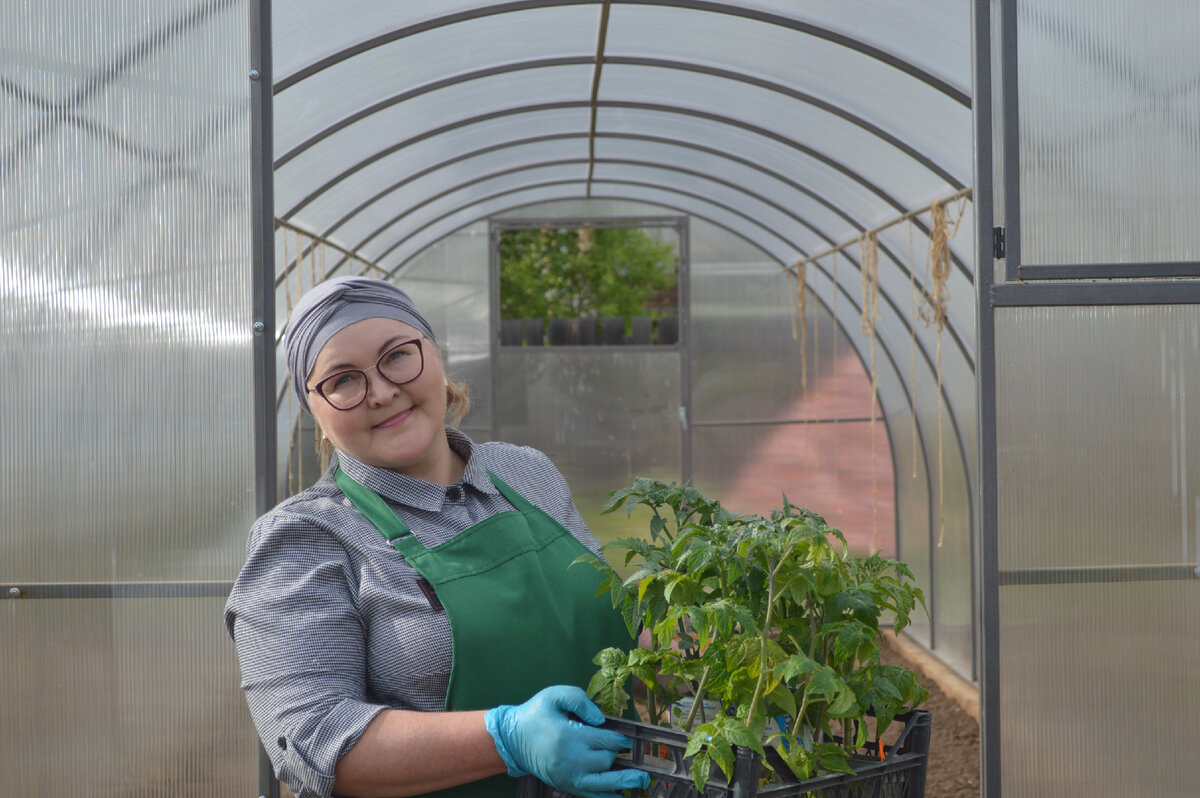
[2,1,1197,797]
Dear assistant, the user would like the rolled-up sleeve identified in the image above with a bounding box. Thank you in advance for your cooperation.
[225,512,386,798]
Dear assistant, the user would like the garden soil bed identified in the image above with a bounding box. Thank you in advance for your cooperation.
[880,636,980,798]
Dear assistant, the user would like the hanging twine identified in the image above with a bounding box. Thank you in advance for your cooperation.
[274,217,388,284]
[793,263,808,389]
[908,219,919,479]
[859,232,881,553]
[916,196,968,547]
[274,219,394,494]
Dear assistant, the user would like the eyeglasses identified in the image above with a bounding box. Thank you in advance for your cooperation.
[307,338,425,411]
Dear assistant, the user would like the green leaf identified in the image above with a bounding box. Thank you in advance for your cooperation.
[826,685,859,718]
[689,750,712,792]
[776,653,821,683]
[712,715,765,756]
[812,742,854,775]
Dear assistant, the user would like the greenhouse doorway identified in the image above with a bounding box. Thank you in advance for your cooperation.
[488,216,690,541]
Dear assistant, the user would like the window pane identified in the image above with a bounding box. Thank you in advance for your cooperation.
[1017,0,1200,267]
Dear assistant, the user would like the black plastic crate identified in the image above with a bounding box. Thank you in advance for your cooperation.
[519,709,931,798]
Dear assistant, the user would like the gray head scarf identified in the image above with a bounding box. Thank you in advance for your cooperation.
[284,276,437,413]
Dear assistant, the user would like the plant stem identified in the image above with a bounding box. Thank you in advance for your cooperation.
[646,632,660,725]
[681,665,713,731]
[745,558,779,726]
[790,687,811,738]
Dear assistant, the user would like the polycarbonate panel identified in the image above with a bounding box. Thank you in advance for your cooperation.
[598,64,969,190]
[997,305,1200,569]
[394,220,493,432]
[595,106,946,218]
[383,185,602,269]
[690,257,837,424]
[1017,0,1200,267]
[275,5,600,156]
[273,0,532,78]
[692,0,972,88]
[2,2,258,792]
[1,0,256,583]
[305,137,590,244]
[999,581,1199,797]
[490,196,677,223]
[602,13,971,175]
[891,384,934,650]
[1,598,257,795]
[996,304,1200,796]
[283,109,591,223]
[593,161,827,252]
[331,143,592,251]
[592,133,844,220]
[364,165,589,266]
[494,348,682,551]
[275,66,593,211]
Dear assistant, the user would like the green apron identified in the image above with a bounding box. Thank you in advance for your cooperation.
[334,467,631,798]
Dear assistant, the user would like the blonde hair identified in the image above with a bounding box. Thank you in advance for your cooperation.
[445,377,471,426]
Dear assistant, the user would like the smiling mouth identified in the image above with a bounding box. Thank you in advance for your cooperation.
[376,408,413,429]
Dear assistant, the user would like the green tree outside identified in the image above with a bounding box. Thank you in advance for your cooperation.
[498,226,678,321]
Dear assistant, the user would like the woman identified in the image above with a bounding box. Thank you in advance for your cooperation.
[225,276,648,798]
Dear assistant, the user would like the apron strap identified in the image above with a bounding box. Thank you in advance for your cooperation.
[334,467,413,544]
[485,469,536,513]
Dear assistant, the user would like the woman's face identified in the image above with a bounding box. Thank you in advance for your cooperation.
[307,316,453,482]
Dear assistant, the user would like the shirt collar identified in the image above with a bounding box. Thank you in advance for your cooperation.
[335,427,499,511]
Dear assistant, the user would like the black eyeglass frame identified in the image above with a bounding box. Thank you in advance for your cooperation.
[306,337,426,411]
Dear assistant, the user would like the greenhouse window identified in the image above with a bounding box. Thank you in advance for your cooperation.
[493,218,682,347]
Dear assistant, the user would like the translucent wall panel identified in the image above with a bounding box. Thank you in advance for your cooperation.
[1,2,256,580]
[279,108,592,223]
[1,1,259,793]
[999,581,1199,797]
[1017,0,1200,266]
[598,66,960,207]
[275,66,593,215]
[599,22,971,181]
[995,305,1200,796]
[643,0,973,91]
[997,306,1199,569]
[274,4,600,154]
[397,220,492,437]
[688,220,900,554]
[272,1,597,79]
[494,348,682,551]
[1,598,255,795]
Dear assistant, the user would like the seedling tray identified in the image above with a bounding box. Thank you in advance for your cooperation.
[519,709,931,798]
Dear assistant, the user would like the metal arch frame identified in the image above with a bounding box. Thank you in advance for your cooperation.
[271,134,978,378]
[276,91,963,232]
[472,193,944,613]
[283,148,975,382]
[319,155,977,377]
[274,55,964,189]
[277,125,973,293]
[275,102,974,285]
[273,0,970,107]
[375,175,977,582]
[274,131,977,368]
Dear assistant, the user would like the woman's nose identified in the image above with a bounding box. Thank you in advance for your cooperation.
[364,368,400,406]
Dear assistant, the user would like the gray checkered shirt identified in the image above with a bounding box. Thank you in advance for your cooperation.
[224,429,604,798]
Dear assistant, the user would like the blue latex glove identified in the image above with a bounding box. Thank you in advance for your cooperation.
[485,685,650,798]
